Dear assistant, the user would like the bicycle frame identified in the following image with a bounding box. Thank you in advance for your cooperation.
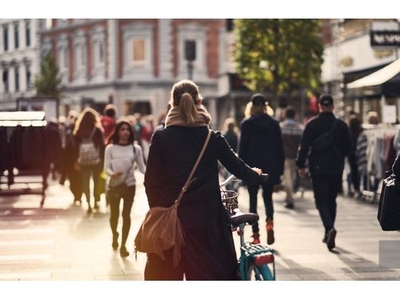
[220,172,275,280]
[235,221,276,280]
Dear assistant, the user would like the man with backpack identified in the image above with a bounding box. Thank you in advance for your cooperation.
[295,94,351,251]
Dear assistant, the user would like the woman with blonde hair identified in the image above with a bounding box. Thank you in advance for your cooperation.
[73,107,105,214]
[143,79,267,280]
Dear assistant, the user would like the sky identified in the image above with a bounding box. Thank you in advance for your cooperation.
[3,0,399,19]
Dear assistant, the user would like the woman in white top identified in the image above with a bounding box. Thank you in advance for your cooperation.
[104,119,146,257]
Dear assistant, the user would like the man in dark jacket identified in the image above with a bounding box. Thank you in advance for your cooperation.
[296,94,351,251]
[239,93,285,245]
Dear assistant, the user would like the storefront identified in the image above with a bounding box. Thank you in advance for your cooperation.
[346,58,400,124]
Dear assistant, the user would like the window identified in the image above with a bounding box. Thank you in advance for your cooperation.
[26,66,31,88]
[94,41,104,65]
[58,47,68,69]
[2,70,8,92]
[132,39,145,63]
[14,23,19,49]
[75,44,85,68]
[25,21,31,47]
[184,40,196,61]
[98,42,104,63]
[3,25,8,52]
[122,23,153,78]
[15,67,19,92]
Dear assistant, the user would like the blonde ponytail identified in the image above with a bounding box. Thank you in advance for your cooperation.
[179,93,198,124]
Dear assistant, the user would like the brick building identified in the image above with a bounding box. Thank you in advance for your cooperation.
[38,19,231,128]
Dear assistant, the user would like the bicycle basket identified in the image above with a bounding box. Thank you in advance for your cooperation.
[221,189,238,215]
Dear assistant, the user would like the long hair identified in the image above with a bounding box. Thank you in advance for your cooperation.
[170,79,201,124]
[348,114,363,135]
[73,107,101,137]
[107,119,136,145]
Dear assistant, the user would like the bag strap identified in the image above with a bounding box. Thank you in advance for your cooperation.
[89,127,96,140]
[331,119,339,134]
[175,129,212,205]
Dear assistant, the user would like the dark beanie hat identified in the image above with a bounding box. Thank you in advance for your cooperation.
[251,93,267,106]
[319,94,334,106]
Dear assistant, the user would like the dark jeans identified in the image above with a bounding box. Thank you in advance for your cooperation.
[310,173,342,234]
[247,183,274,233]
[80,163,102,208]
[109,184,136,247]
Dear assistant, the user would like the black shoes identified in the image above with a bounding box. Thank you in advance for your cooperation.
[326,228,337,250]
[284,203,294,209]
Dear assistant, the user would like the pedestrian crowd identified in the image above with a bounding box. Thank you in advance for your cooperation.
[39,79,397,280]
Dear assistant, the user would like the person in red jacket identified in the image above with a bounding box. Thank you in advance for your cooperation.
[101,104,118,142]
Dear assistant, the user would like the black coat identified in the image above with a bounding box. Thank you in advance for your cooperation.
[238,113,285,185]
[296,112,352,176]
[144,126,262,279]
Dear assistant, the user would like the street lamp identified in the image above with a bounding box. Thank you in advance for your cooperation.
[185,40,196,80]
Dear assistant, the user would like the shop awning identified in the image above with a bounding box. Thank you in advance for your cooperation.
[347,58,400,89]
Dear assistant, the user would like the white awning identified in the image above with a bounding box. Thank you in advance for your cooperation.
[347,58,400,89]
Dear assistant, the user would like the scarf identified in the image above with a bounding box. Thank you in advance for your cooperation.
[165,105,211,128]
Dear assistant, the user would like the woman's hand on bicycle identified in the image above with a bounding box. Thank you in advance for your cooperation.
[251,168,270,184]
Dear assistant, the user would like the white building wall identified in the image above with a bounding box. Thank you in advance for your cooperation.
[0,19,41,111]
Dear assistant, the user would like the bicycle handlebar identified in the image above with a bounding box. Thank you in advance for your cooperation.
[220,173,269,188]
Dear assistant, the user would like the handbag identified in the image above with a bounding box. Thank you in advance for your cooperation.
[377,170,400,231]
[134,129,212,267]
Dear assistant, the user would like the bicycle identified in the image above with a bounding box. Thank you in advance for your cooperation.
[220,173,276,281]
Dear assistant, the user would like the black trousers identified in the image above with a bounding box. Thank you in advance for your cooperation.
[108,185,136,247]
[310,173,342,234]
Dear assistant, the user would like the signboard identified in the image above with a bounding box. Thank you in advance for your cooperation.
[370,30,400,47]
[382,105,396,124]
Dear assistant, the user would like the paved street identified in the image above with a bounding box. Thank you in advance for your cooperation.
[1,171,400,285]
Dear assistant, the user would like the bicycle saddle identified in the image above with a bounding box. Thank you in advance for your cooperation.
[229,210,259,227]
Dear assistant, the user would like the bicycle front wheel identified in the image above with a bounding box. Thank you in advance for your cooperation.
[247,262,275,281]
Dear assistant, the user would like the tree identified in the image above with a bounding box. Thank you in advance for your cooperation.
[233,19,324,108]
[33,52,64,99]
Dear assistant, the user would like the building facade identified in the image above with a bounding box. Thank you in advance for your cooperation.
[37,19,231,128]
[0,19,40,111]
[321,19,400,122]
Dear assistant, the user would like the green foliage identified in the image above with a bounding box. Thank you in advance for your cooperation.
[234,19,324,99]
[33,52,64,98]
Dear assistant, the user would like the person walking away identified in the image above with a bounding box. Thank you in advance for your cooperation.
[238,93,284,245]
[42,118,62,189]
[143,79,267,280]
[104,119,146,257]
[280,106,304,209]
[62,110,83,203]
[222,117,239,152]
[221,117,240,191]
[140,114,155,161]
[355,117,368,196]
[73,107,105,214]
[347,114,363,198]
[100,104,118,142]
[295,94,351,251]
